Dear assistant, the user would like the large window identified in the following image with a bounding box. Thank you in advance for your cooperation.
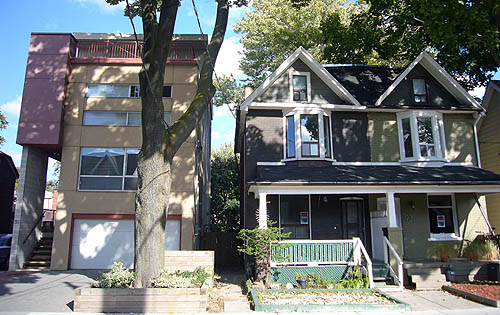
[87,84,172,98]
[284,111,332,160]
[428,194,459,239]
[280,195,310,239]
[83,112,171,126]
[397,111,446,161]
[79,148,139,191]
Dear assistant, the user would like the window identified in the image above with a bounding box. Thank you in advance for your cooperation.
[412,79,428,104]
[428,195,459,238]
[397,111,446,161]
[87,84,172,98]
[289,71,310,102]
[300,114,319,157]
[83,112,171,126]
[285,111,332,160]
[79,148,139,191]
[280,195,310,239]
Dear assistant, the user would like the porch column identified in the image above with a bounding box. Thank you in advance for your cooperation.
[386,191,398,228]
[258,193,268,229]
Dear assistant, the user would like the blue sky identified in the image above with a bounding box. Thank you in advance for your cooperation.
[0,0,246,175]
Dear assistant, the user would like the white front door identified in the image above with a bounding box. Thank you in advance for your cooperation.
[370,198,402,262]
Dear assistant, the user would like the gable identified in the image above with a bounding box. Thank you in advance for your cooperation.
[382,64,463,108]
[256,59,343,104]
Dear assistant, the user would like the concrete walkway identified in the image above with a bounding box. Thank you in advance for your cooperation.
[0,269,499,314]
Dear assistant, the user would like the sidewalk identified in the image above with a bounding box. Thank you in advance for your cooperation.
[1,269,499,314]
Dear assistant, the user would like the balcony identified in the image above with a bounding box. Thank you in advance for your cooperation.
[75,40,199,60]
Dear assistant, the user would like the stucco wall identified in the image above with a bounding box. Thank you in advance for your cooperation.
[52,62,199,270]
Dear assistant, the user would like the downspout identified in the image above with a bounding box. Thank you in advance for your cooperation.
[473,111,485,168]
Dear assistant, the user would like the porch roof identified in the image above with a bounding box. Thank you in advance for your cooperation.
[250,165,500,186]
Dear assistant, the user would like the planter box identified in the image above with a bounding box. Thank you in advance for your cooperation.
[74,284,208,313]
[250,289,410,312]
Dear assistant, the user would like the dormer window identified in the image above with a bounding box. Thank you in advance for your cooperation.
[397,111,446,162]
[289,71,311,103]
[284,110,332,160]
[412,79,428,104]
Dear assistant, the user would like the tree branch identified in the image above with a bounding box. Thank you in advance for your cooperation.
[158,0,180,63]
[164,0,229,160]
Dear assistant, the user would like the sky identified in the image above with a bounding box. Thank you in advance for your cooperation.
[0,0,247,176]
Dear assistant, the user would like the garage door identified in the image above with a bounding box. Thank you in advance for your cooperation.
[71,217,181,269]
[71,218,134,269]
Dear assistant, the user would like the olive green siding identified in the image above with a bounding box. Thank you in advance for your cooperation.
[367,112,400,162]
[256,60,343,104]
[443,114,477,164]
[478,90,500,230]
[378,194,489,260]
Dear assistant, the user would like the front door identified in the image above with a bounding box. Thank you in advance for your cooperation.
[341,199,365,243]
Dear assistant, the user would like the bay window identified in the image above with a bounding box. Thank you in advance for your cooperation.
[284,110,332,160]
[397,111,446,162]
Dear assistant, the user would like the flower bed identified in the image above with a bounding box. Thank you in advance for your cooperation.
[250,289,410,312]
[443,282,500,307]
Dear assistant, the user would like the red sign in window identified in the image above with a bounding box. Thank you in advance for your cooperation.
[437,215,446,228]
[300,211,309,225]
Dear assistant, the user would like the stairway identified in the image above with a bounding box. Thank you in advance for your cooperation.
[372,263,401,291]
[23,233,53,269]
[404,262,449,290]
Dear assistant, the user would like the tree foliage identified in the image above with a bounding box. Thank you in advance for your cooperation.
[210,144,239,231]
[213,74,245,110]
[0,111,8,146]
[235,0,360,85]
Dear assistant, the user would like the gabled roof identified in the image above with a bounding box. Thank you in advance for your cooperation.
[375,51,483,111]
[325,65,403,106]
[0,151,19,179]
[240,47,361,111]
[481,80,500,112]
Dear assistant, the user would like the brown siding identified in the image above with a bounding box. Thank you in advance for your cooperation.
[383,64,462,107]
[332,112,371,162]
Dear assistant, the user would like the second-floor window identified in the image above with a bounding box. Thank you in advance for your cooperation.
[83,111,171,126]
[412,79,428,104]
[397,111,446,162]
[285,111,332,160]
[289,70,311,103]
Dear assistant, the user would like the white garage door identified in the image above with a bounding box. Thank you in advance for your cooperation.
[71,218,181,269]
[71,219,134,269]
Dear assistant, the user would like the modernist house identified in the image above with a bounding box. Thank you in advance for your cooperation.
[236,47,500,288]
[10,32,211,270]
[479,80,500,231]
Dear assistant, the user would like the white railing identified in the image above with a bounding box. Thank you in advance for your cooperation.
[383,236,404,290]
[270,238,374,288]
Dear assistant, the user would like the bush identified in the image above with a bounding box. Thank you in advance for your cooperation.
[462,238,500,261]
[427,243,459,261]
[335,269,368,289]
[92,262,135,288]
[151,267,210,288]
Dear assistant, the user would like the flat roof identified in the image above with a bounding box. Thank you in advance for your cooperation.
[72,32,207,42]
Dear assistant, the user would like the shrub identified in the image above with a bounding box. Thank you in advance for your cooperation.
[92,262,135,288]
[151,267,210,288]
[335,269,368,289]
[462,238,500,261]
[427,243,459,262]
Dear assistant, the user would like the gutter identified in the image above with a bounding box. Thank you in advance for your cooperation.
[473,111,485,168]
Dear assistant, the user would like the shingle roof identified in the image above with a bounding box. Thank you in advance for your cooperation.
[324,65,403,106]
[251,165,500,186]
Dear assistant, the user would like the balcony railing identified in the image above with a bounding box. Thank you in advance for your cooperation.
[75,40,197,60]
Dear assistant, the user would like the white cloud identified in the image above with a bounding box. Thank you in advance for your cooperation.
[4,151,21,168]
[0,95,22,118]
[470,85,486,101]
[212,130,234,145]
[72,0,126,13]
[214,104,234,118]
[214,37,244,79]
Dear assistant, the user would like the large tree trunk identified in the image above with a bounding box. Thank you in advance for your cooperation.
[133,0,229,288]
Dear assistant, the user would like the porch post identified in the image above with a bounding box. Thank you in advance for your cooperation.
[386,191,398,228]
[258,193,268,229]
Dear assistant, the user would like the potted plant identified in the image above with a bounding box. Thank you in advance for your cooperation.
[428,243,458,262]
[295,273,307,289]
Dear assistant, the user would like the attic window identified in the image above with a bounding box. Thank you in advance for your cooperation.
[412,79,428,104]
[289,71,311,102]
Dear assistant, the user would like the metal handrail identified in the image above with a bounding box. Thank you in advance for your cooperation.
[23,210,46,244]
[353,237,375,288]
[383,236,404,290]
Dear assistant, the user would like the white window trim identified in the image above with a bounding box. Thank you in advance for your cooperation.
[289,70,311,103]
[426,193,461,241]
[397,110,447,162]
[87,84,173,98]
[282,109,335,161]
[83,111,171,127]
[78,147,139,192]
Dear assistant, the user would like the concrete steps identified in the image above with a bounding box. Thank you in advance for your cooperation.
[405,262,449,290]
[24,235,53,269]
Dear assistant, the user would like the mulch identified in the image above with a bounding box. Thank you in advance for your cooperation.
[449,282,500,301]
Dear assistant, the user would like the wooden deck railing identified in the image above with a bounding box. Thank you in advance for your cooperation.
[270,238,374,288]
